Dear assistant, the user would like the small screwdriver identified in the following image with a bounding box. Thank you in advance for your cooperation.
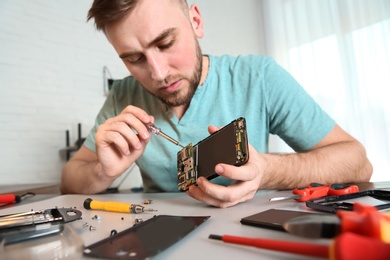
[83,198,157,214]
[145,122,185,148]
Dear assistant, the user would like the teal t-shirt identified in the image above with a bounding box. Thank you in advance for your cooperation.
[84,55,335,192]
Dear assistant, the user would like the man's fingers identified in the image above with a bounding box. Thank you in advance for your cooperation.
[186,177,256,208]
[96,120,146,155]
[121,105,153,126]
[207,125,221,135]
[106,112,151,140]
[214,163,255,182]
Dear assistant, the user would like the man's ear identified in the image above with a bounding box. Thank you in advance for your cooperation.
[189,4,204,38]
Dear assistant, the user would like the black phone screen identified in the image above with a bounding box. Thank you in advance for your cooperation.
[240,209,324,231]
[84,215,210,259]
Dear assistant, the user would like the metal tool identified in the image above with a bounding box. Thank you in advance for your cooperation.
[1,224,64,245]
[270,183,359,202]
[145,122,184,148]
[208,232,390,260]
[83,198,157,214]
[0,207,82,231]
[283,202,390,241]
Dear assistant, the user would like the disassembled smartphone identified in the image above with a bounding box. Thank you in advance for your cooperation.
[177,117,249,191]
[306,189,390,213]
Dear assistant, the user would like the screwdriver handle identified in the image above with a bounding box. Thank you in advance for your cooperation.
[144,122,161,135]
[84,198,131,213]
[333,232,390,260]
[0,194,20,204]
[337,203,390,243]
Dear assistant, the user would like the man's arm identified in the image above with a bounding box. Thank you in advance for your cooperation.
[60,146,117,194]
[186,124,373,207]
[260,124,372,189]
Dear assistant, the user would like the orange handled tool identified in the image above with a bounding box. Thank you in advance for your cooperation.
[270,183,359,202]
[0,194,20,204]
[209,232,390,260]
[0,192,35,205]
[83,198,157,214]
[336,203,390,243]
[284,203,390,242]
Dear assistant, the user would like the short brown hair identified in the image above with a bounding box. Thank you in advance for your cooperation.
[87,0,188,32]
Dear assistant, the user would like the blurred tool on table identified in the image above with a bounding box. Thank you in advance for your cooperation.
[284,203,390,241]
[0,192,35,205]
[209,232,390,260]
[210,202,390,259]
[270,183,359,202]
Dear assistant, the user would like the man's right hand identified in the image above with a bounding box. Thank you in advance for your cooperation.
[60,105,153,194]
[95,105,153,179]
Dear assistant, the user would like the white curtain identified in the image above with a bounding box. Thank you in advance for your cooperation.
[262,0,390,182]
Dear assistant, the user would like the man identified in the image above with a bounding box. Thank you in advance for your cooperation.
[60,0,372,208]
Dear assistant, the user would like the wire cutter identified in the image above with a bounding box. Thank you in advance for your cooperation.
[270,183,359,202]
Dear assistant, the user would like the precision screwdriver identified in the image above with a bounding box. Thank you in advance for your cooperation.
[144,122,185,148]
[83,198,157,214]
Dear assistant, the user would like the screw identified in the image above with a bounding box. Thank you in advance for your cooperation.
[134,218,144,224]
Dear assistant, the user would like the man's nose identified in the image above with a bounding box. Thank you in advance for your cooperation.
[148,53,168,82]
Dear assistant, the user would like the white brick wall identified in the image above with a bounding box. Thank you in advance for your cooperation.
[0,0,264,188]
[0,0,130,185]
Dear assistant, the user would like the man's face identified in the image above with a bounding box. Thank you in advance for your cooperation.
[105,0,204,107]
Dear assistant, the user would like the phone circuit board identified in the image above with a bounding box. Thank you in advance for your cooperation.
[177,117,249,191]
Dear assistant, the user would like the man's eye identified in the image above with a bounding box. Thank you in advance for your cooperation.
[158,40,175,50]
[127,55,145,64]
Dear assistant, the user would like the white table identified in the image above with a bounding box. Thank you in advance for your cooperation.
[0,189,341,260]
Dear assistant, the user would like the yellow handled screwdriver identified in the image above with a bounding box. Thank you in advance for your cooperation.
[83,198,157,214]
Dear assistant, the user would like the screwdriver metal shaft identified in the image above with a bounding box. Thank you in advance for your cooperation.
[145,122,185,148]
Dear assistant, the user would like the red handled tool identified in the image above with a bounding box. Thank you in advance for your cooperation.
[209,232,390,259]
[0,192,35,205]
[284,203,390,242]
[270,183,359,202]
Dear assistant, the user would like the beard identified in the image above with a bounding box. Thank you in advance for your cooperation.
[153,40,203,107]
